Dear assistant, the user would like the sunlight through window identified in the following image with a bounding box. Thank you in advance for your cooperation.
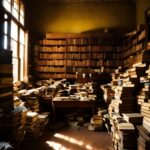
[50,133,94,150]
[46,141,70,150]
[54,133,84,146]
[3,0,11,12]
[2,0,27,82]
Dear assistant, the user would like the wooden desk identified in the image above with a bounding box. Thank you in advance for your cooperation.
[52,97,96,117]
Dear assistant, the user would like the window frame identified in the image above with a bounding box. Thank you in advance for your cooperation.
[2,0,28,82]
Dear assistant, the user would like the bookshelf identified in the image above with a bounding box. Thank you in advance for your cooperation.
[33,33,122,80]
[122,25,147,68]
[145,8,150,43]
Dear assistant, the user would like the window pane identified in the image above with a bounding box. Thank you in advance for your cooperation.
[14,0,19,10]
[20,3,24,16]
[20,44,24,81]
[11,21,18,40]
[4,14,8,19]
[3,0,11,12]
[4,35,8,49]
[20,44,24,58]
[20,3,24,25]
[12,0,19,19]
[20,16,24,25]
[13,9,19,20]
[13,58,19,82]
[11,39,18,57]
[20,29,25,44]
[4,21,8,34]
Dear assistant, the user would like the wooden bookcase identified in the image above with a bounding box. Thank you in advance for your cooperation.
[145,8,150,43]
[33,33,122,80]
[122,25,146,68]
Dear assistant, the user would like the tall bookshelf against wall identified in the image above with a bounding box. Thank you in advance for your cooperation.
[122,25,147,68]
[33,32,122,80]
[145,8,150,43]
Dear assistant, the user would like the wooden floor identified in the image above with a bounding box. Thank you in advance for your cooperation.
[19,121,113,150]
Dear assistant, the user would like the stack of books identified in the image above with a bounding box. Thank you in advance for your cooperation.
[0,50,14,142]
[13,96,23,107]
[89,115,104,131]
[122,113,143,125]
[25,112,40,138]
[137,85,150,106]
[2,108,24,142]
[137,125,150,150]
[117,122,137,150]
[110,113,137,150]
[38,112,49,134]
[141,102,150,132]
[25,97,40,112]
[112,86,136,114]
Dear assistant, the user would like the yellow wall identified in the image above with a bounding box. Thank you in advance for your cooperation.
[25,1,136,35]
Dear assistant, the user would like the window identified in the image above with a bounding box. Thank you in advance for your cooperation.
[3,0,24,25]
[3,0,11,12]
[20,2,24,25]
[2,0,28,82]
[3,14,9,50]
[12,0,19,20]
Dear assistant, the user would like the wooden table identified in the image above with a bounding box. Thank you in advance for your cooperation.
[52,97,96,117]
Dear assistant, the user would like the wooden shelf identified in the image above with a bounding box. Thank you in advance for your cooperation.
[33,32,122,80]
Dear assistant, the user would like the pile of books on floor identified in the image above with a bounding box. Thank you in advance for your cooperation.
[0,84,14,115]
[137,84,150,106]
[108,61,149,115]
[13,96,23,107]
[25,111,49,138]
[122,113,143,125]
[2,106,28,144]
[109,86,136,114]
[88,115,104,131]
[137,125,150,150]
[38,112,49,134]
[110,114,137,150]
[25,112,40,138]
[141,102,150,132]
[88,109,106,131]
[24,97,40,112]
